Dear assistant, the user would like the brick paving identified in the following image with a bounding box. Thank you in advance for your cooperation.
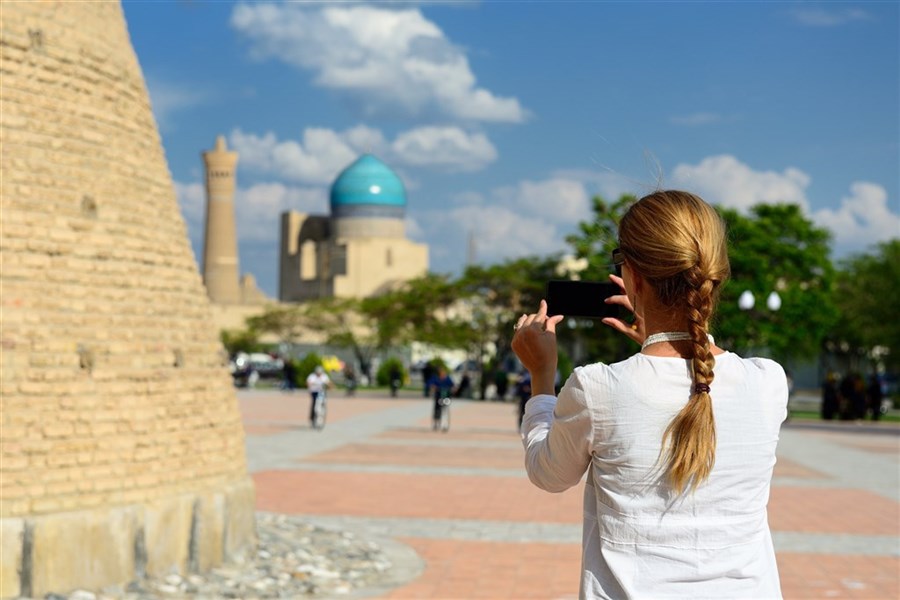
[239,389,900,599]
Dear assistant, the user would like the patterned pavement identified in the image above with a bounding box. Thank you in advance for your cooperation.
[239,389,900,599]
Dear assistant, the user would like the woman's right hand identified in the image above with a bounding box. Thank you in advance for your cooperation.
[601,274,645,345]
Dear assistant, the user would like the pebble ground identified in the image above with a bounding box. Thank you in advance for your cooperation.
[243,388,900,599]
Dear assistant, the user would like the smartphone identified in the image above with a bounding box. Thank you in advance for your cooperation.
[545,280,621,319]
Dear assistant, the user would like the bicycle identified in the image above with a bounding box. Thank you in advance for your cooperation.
[311,390,327,430]
[433,396,451,432]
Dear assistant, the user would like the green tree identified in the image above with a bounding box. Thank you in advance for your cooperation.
[715,204,838,363]
[458,255,563,372]
[246,305,308,345]
[364,274,466,349]
[565,194,636,281]
[831,240,900,370]
[300,297,381,379]
[220,327,263,356]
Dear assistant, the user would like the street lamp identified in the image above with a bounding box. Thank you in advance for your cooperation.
[738,290,782,312]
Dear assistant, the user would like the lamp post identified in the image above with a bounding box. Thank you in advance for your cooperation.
[738,289,782,357]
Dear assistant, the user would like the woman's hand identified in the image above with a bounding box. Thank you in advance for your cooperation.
[601,273,645,345]
[511,300,563,395]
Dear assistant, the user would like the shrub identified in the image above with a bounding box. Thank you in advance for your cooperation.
[295,352,323,384]
[376,357,407,387]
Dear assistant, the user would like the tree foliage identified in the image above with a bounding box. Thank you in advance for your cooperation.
[220,327,263,356]
[831,240,900,370]
[245,305,307,345]
[715,204,838,363]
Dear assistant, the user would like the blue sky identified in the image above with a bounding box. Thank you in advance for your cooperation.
[123,1,899,298]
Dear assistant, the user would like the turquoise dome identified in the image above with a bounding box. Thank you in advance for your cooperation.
[330,154,406,219]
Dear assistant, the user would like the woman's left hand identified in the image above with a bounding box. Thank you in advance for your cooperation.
[511,300,564,387]
[601,273,645,345]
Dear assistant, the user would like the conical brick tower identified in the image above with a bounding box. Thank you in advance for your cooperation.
[0,2,255,597]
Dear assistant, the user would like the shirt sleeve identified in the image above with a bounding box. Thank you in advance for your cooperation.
[520,372,594,493]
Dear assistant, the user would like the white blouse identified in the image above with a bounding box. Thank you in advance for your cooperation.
[522,351,788,599]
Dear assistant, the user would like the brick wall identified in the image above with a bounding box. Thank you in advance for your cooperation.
[0,1,250,520]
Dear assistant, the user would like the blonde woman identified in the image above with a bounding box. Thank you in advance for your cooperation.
[512,191,788,599]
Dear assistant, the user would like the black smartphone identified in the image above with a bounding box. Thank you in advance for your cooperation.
[545,280,621,319]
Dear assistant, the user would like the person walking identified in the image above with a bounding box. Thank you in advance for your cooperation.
[867,372,884,421]
[512,190,788,599]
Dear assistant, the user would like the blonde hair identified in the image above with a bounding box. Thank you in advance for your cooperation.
[618,191,730,494]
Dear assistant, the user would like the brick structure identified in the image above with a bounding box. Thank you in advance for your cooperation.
[201,136,242,305]
[0,2,255,597]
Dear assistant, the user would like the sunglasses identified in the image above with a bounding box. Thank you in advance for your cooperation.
[612,248,625,276]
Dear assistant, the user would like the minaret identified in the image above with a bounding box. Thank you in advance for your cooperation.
[202,135,241,304]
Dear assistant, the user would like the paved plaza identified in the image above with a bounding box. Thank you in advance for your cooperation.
[239,389,900,599]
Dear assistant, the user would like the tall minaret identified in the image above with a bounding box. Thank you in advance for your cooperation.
[202,135,241,304]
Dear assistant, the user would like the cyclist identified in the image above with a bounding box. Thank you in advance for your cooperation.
[427,367,454,432]
[306,366,331,429]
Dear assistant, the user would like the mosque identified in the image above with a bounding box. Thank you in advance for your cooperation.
[279,153,429,302]
[200,137,428,318]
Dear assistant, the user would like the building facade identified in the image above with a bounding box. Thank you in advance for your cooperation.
[279,154,429,302]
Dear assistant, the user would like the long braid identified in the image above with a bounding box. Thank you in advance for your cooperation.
[662,266,718,494]
[619,190,729,494]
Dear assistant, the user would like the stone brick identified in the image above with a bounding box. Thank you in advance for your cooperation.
[0,1,254,594]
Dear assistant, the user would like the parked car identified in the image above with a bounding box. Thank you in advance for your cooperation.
[230,352,284,387]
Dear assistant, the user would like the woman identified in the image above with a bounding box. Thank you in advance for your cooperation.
[512,191,788,599]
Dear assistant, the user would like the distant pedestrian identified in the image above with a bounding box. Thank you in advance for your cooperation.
[281,358,297,392]
[494,368,509,401]
[514,372,532,430]
[867,372,884,421]
[427,367,454,431]
[389,362,403,397]
[821,372,839,420]
[455,371,472,399]
[343,364,357,397]
[306,366,331,426]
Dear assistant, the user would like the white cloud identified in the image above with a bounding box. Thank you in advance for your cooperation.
[449,205,565,261]
[145,76,208,130]
[230,3,526,122]
[424,177,592,265]
[670,112,723,126]
[670,154,811,212]
[174,181,205,229]
[552,168,646,202]
[491,178,591,223]
[392,126,497,171]
[232,125,497,181]
[813,182,900,252]
[174,179,328,245]
[790,7,871,27]
[669,154,899,256]
[230,129,360,185]
[235,183,328,241]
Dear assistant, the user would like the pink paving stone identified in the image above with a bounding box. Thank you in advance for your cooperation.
[382,538,581,600]
[304,442,525,470]
[769,487,900,535]
[778,553,900,599]
[254,470,583,524]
